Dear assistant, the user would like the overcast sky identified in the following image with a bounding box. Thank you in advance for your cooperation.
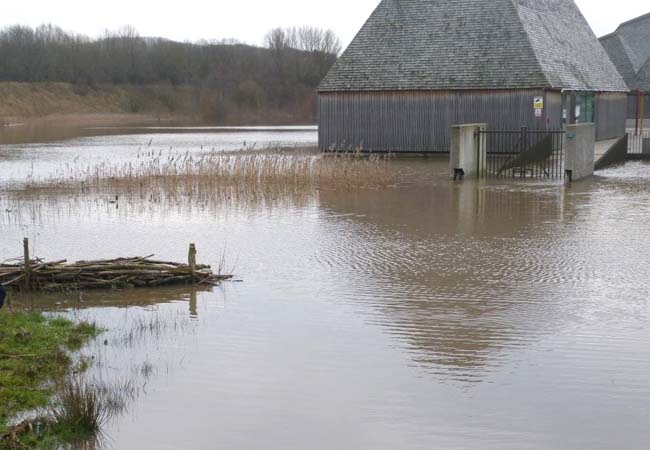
[2,0,648,46]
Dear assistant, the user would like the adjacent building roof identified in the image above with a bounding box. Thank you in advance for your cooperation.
[319,0,628,93]
[600,13,650,92]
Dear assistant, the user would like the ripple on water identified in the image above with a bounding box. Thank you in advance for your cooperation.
[2,151,650,449]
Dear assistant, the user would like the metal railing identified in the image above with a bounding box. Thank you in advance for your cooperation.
[477,128,565,179]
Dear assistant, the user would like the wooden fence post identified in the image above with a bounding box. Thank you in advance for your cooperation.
[188,243,197,280]
[23,238,31,291]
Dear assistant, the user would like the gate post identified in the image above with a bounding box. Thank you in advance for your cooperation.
[564,123,595,182]
[636,90,641,136]
[450,123,486,180]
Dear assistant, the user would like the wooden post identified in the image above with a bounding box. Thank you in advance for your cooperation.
[188,243,197,280]
[189,288,197,318]
[636,90,641,136]
[23,238,31,291]
[640,92,645,135]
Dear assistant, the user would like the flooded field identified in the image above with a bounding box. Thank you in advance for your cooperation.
[1,128,650,449]
[0,125,317,185]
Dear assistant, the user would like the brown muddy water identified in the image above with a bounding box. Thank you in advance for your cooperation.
[1,128,650,449]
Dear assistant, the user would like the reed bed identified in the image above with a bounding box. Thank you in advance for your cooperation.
[4,148,399,201]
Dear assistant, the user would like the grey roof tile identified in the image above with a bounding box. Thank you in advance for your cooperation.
[600,12,650,91]
[320,0,628,92]
[600,34,635,89]
[636,58,650,91]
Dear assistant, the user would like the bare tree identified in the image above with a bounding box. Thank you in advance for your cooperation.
[264,27,297,51]
[296,26,342,55]
[266,26,342,56]
[0,23,342,117]
[321,29,342,56]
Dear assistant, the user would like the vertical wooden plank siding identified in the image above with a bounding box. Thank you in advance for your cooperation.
[318,89,552,152]
[595,92,627,140]
[544,91,562,129]
[626,93,650,120]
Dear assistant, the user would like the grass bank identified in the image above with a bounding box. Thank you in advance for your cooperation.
[0,311,98,449]
[0,82,186,118]
[0,82,316,126]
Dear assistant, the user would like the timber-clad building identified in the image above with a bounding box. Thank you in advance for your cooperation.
[599,13,650,120]
[318,0,629,153]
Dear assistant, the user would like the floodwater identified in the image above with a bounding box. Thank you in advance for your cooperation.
[0,125,317,185]
[1,128,650,450]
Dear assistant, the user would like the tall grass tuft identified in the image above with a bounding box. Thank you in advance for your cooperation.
[49,377,135,434]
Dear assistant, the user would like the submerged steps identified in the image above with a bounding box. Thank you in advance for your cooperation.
[594,136,627,171]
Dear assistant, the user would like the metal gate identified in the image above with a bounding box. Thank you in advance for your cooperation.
[627,129,650,157]
[477,128,565,179]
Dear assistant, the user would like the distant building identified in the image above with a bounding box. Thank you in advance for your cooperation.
[600,13,650,121]
[318,0,629,153]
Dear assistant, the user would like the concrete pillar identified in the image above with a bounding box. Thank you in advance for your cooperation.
[564,123,595,182]
[450,123,486,180]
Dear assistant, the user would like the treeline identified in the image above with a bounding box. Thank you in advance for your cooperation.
[0,24,341,122]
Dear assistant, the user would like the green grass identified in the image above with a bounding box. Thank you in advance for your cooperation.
[0,311,99,448]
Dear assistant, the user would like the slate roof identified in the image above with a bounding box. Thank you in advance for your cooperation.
[600,13,650,91]
[319,0,628,92]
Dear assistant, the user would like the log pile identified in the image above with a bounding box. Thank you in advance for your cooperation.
[1,241,231,292]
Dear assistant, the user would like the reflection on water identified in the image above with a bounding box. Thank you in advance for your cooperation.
[0,125,317,185]
[315,181,574,378]
[9,285,214,311]
[1,134,650,449]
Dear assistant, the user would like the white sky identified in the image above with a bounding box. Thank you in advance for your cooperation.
[2,0,648,46]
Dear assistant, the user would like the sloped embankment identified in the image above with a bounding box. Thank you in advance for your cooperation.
[0,82,196,121]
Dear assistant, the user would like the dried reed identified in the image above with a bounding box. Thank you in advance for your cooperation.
[4,148,399,200]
